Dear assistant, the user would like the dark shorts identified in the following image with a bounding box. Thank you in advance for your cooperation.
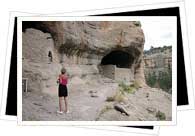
[58,84,68,97]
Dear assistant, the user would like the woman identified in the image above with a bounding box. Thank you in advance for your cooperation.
[57,68,69,114]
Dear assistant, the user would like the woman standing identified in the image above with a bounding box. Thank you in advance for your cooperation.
[57,68,69,114]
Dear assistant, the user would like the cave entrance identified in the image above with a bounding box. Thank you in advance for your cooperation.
[100,50,135,83]
[101,50,134,68]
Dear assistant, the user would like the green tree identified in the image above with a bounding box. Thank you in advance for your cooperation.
[158,70,172,92]
[146,72,157,87]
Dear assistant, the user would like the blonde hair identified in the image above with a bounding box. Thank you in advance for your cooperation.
[61,67,66,74]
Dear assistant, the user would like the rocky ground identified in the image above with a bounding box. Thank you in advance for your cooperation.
[22,76,119,121]
[22,75,171,121]
[96,87,172,121]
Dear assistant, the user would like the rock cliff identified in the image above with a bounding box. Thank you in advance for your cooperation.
[22,21,146,92]
[143,46,172,92]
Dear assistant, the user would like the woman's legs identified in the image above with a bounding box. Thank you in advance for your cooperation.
[59,97,63,112]
[64,97,68,112]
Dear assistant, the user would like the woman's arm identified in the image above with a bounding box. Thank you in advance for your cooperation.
[57,75,60,84]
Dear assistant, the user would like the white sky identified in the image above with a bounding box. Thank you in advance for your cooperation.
[141,18,176,50]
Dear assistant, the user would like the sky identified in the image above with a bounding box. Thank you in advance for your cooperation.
[141,18,176,50]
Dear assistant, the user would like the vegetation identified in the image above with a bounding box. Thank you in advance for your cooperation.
[106,96,115,102]
[145,70,172,93]
[96,105,113,120]
[156,110,166,120]
[99,105,113,114]
[118,81,139,94]
[158,70,172,91]
[144,45,172,55]
[133,21,141,27]
[131,81,140,89]
[146,72,157,87]
[106,81,140,104]
[106,91,125,103]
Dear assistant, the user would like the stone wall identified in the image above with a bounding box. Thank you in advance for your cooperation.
[115,67,134,83]
[100,65,134,84]
[100,65,115,80]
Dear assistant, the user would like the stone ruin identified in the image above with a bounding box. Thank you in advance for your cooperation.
[22,21,146,93]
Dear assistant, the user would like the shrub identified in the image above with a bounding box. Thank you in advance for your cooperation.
[146,72,157,87]
[156,110,166,120]
[145,70,172,93]
[158,70,172,92]
[99,105,113,115]
[106,96,115,102]
[114,91,126,103]
[119,82,135,94]
[133,21,141,27]
[106,91,125,103]
[131,81,140,89]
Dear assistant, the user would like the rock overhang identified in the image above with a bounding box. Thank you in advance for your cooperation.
[22,21,146,86]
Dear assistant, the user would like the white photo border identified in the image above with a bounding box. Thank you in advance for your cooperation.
[75,126,160,135]
[1,2,192,133]
[177,2,195,111]
[2,1,191,134]
[0,12,43,121]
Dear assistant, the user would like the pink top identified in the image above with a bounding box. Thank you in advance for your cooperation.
[59,74,68,85]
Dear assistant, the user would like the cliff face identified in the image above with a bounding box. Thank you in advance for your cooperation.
[144,46,172,76]
[143,46,172,93]
[22,21,146,88]
[23,21,144,53]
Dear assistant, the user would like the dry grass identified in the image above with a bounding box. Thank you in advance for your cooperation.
[119,82,135,94]
[106,91,126,103]
[96,105,113,120]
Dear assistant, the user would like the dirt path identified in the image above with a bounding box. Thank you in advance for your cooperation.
[22,79,119,121]
[23,75,172,121]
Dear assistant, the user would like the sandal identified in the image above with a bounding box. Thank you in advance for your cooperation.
[57,110,64,114]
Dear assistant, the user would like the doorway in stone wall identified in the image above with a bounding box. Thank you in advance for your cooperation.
[100,50,135,82]
[101,50,134,68]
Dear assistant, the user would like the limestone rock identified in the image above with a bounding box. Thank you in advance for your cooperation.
[114,104,130,116]
[22,21,146,91]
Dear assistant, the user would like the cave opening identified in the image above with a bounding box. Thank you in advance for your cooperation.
[22,21,50,33]
[101,50,134,68]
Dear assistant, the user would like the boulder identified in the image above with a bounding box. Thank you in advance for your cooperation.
[114,104,130,116]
